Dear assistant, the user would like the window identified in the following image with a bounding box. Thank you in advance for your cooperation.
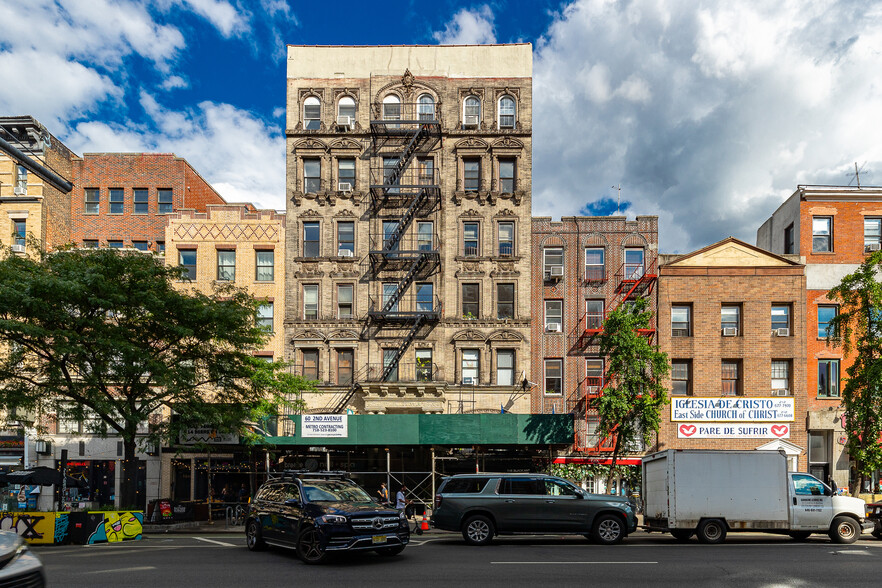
[416,349,433,382]
[442,477,491,494]
[108,240,123,248]
[500,478,545,495]
[303,285,318,319]
[337,349,353,385]
[498,222,514,256]
[337,284,353,318]
[463,96,481,126]
[257,302,273,331]
[544,359,562,395]
[784,223,795,254]
[303,221,320,257]
[671,360,691,395]
[84,240,98,248]
[132,241,149,251]
[545,300,563,331]
[418,158,434,186]
[337,159,355,191]
[818,359,839,397]
[585,248,604,281]
[302,350,319,380]
[158,189,173,213]
[808,433,830,481]
[585,359,604,393]
[771,305,790,333]
[497,350,514,386]
[462,350,479,385]
[463,222,479,256]
[337,221,354,256]
[417,222,433,251]
[85,188,99,214]
[382,94,401,121]
[418,94,435,121]
[721,361,741,396]
[383,220,399,252]
[109,188,124,214]
[792,473,827,497]
[585,300,604,330]
[671,305,691,336]
[817,305,838,338]
[382,156,400,194]
[462,283,480,318]
[382,283,398,313]
[156,241,165,255]
[303,159,321,193]
[14,165,26,192]
[498,96,515,129]
[133,188,149,214]
[772,360,790,394]
[179,250,196,281]
[256,250,274,281]
[383,349,399,382]
[721,305,740,334]
[337,96,355,121]
[624,248,645,279]
[812,216,832,252]
[416,283,433,312]
[303,96,321,130]
[544,247,563,276]
[865,218,881,252]
[498,159,515,192]
[12,220,25,248]
[464,159,480,192]
[217,250,235,281]
[497,283,514,319]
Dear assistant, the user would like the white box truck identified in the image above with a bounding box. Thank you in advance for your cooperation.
[642,449,870,544]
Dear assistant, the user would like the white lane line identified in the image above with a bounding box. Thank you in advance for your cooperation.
[194,536,237,547]
[492,561,657,565]
[86,566,157,575]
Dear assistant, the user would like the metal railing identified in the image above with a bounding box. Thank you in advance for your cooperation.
[370,102,441,125]
[368,232,440,256]
[368,294,442,320]
[584,266,606,283]
[364,362,441,383]
[370,164,438,189]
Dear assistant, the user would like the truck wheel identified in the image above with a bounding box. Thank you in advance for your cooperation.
[696,519,727,544]
[592,514,626,545]
[788,531,811,541]
[462,515,494,546]
[670,529,693,541]
[828,516,860,544]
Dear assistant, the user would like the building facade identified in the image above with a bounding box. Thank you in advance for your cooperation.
[757,185,882,488]
[284,45,533,415]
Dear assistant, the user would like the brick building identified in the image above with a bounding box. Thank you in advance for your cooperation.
[757,185,882,488]
[654,238,808,471]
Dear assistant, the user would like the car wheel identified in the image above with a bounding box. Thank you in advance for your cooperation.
[296,527,329,564]
[696,519,727,544]
[376,545,406,556]
[462,515,494,546]
[670,529,693,541]
[828,516,860,544]
[788,531,812,541]
[592,514,625,545]
[872,529,882,540]
[246,519,266,551]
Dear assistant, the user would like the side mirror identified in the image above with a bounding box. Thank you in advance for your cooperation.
[285,498,301,507]
[829,479,838,496]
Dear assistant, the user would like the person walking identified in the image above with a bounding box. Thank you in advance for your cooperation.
[377,482,389,505]
[396,485,413,519]
[238,483,248,503]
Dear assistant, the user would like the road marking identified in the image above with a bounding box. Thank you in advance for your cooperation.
[86,566,157,574]
[492,561,658,565]
[194,536,237,547]
[834,550,872,556]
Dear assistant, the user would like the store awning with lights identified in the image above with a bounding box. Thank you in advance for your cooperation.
[553,457,642,466]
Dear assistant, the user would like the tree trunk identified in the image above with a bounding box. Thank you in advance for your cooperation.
[120,438,140,510]
[606,434,621,493]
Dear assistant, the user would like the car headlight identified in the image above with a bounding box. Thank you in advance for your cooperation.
[399,511,407,520]
[316,515,347,525]
[10,542,28,564]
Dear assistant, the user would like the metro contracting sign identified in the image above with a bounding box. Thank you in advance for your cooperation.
[672,397,795,440]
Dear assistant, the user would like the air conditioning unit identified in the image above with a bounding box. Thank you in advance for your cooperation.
[866,243,881,252]
[463,115,479,128]
[548,266,564,278]
[545,323,561,333]
[722,327,738,336]
[776,328,790,337]
[13,186,25,195]
[338,182,352,193]
[337,249,353,257]
[336,115,352,129]
[10,244,25,253]
[771,389,790,397]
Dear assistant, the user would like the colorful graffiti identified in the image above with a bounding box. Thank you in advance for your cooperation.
[88,511,143,544]
[0,512,56,544]
[0,511,143,544]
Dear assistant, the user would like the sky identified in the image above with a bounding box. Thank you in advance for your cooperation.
[1,0,881,253]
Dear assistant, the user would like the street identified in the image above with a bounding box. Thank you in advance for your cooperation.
[35,532,882,587]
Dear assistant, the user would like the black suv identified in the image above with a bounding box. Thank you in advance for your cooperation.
[431,473,637,545]
[245,471,409,564]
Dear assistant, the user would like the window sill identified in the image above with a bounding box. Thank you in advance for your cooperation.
[810,251,836,255]
[815,396,841,400]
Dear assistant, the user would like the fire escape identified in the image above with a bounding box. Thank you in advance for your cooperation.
[567,256,658,451]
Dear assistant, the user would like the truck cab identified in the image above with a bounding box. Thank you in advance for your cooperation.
[788,473,865,536]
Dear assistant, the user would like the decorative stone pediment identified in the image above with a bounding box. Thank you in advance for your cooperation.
[299,209,322,218]
[328,138,362,150]
[491,136,524,150]
[494,208,516,218]
[329,329,359,340]
[488,329,524,342]
[294,262,323,278]
[299,88,325,101]
[329,262,359,278]
[490,262,519,277]
[459,88,485,100]
[334,208,357,218]
[495,87,521,100]
[452,329,487,342]
[292,329,326,341]
[456,260,484,277]
[454,137,489,151]
[293,138,329,152]
[459,209,483,218]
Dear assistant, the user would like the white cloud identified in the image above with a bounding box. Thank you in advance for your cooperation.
[433,5,497,44]
[533,0,882,252]
[178,0,247,37]
[160,75,189,90]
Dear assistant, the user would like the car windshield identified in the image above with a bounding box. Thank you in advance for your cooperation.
[302,480,373,503]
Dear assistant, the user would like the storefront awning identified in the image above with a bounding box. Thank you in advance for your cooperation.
[553,457,642,466]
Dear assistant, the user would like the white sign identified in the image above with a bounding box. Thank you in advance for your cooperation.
[671,397,794,422]
[301,415,348,438]
[677,422,791,439]
[180,428,239,445]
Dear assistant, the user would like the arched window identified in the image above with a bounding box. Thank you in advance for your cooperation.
[303,96,321,130]
[463,96,481,127]
[498,96,516,129]
[382,94,401,121]
[418,94,435,121]
[338,96,356,124]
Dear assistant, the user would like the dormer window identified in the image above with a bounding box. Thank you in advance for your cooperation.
[303,96,321,130]
[498,95,515,129]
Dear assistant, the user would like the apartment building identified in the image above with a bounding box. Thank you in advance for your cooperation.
[654,238,808,470]
[284,45,533,416]
[757,185,882,488]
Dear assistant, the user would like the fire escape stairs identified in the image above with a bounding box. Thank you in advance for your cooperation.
[331,365,371,414]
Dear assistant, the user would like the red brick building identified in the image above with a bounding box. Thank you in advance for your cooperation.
[70,153,227,253]
[757,185,882,489]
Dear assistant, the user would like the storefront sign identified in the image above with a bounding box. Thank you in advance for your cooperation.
[677,422,791,439]
[671,397,794,422]
[301,415,348,438]
[180,428,239,445]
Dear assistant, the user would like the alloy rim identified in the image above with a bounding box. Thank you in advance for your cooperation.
[598,519,621,542]
[247,522,257,548]
[300,529,324,561]
[467,520,490,542]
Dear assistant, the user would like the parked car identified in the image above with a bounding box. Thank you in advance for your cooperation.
[431,473,637,545]
[868,502,882,539]
[0,530,45,587]
[245,471,409,564]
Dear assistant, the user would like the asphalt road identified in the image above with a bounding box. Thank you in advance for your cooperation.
[35,531,882,588]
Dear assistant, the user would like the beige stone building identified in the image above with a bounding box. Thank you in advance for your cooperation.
[284,44,533,415]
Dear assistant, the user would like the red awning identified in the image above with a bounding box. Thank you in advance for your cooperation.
[553,457,642,466]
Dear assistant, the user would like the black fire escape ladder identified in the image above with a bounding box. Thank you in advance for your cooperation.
[380,252,430,313]
[383,187,429,252]
[380,315,427,382]
[331,365,371,414]
[382,125,429,191]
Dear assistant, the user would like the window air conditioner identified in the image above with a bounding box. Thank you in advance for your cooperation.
[338,182,352,193]
[13,186,25,195]
[463,115,479,128]
[776,328,790,337]
[722,327,738,336]
[545,323,561,333]
[10,244,25,253]
[337,249,353,257]
[336,115,352,129]
[771,389,790,397]
[866,243,881,252]
[549,266,564,277]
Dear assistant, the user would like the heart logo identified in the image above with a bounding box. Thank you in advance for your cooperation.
[771,425,788,438]
[679,424,696,437]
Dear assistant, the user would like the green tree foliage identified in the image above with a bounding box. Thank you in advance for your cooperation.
[827,250,882,494]
[0,247,311,507]
[595,296,669,486]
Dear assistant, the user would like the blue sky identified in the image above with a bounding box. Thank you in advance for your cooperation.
[2,0,881,252]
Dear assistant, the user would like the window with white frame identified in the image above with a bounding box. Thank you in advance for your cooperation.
[585,358,604,393]
[14,165,26,192]
[818,359,839,397]
[544,359,562,395]
[544,247,563,276]
[337,221,354,256]
[463,222,479,256]
[771,360,790,394]
[133,188,149,214]
[303,285,318,319]
[255,250,274,281]
[498,159,515,193]
[585,300,604,330]
[498,222,514,256]
[337,284,353,318]
[771,305,790,333]
[417,221,433,251]
[257,302,273,331]
[303,159,321,193]
[463,96,481,126]
[85,188,99,214]
[671,305,691,337]
[464,159,481,191]
[418,94,435,121]
[382,94,401,121]
[109,188,124,214]
[812,216,832,252]
[216,250,235,281]
[585,248,604,281]
[497,350,514,386]
[865,218,881,252]
[545,300,563,331]
[671,360,691,396]
[416,283,434,313]
[12,220,25,248]
[498,95,515,128]
[304,96,321,130]
[462,350,480,385]
[382,283,398,313]
[337,96,355,122]
[337,159,355,191]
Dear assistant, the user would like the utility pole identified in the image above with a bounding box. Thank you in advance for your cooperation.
[611,185,622,216]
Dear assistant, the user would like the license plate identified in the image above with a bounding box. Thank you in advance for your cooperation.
[371,535,387,544]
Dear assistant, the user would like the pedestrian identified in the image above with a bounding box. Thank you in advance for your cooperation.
[221,484,234,503]
[377,482,389,505]
[395,485,408,510]
[238,483,248,503]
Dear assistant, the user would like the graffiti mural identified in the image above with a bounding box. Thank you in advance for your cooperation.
[54,513,69,544]
[87,511,143,544]
[0,512,56,544]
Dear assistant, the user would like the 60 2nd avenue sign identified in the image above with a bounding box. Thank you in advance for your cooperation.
[671,397,794,422]
[677,423,791,439]
[301,415,348,438]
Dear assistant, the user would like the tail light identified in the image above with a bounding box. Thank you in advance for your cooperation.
[434,494,442,509]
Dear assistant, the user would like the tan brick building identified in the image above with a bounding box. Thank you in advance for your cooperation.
[284,45,533,415]
[757,185,882,489]
[654,238,808,471]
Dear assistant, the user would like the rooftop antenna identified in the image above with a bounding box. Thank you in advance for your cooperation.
[847,162,867,188]
[611,184,621,215]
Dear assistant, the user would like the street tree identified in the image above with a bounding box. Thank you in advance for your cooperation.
[0,247,310,508]
[827,250,882,495]
[595,296,669,489]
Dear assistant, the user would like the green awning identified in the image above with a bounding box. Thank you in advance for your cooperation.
[264,414,573,446]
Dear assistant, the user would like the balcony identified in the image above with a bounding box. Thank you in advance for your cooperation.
[364,362,441,383]
[614,257,658,299]
[368,293,442,322]
[370,102,441,131]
